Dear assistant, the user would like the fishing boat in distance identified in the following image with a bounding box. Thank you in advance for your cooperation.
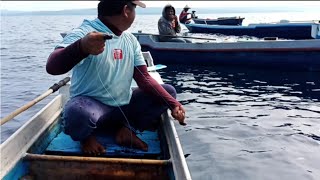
[188,11,244,26]
[0,52,192,180]
[192,16,245,26]
[133,33,320,71]
[185,20,320,40]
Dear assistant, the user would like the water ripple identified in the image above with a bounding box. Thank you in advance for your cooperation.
[240,149,272,153]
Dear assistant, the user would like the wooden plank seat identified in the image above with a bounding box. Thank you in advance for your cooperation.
[24,153,171,180]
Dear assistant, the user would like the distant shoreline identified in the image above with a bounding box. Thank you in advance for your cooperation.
[1,7,317,16]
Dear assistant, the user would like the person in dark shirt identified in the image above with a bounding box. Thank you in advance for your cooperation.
[179,5,192,24]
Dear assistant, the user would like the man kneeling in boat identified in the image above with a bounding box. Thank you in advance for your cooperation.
[46,0,186,156]
[158,4,192,43]
[179,5,192,24]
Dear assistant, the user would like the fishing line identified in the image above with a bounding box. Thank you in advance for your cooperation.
[95,51,134,151]
[134,66,175,110]
[95,35,181,152]
[134,65,186,121]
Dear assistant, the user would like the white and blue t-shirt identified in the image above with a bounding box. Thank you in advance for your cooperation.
[56,18,146,106]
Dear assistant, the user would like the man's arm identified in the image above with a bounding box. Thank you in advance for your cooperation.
[46,39,89,75]
[175,16,181,33]
[133,65,186,124]
[133,65,181,110]
[46,32,108,75]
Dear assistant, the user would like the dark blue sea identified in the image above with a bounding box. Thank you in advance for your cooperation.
[1,12,320,180]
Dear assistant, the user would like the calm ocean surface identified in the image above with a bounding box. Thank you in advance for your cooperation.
[1,12,320,180]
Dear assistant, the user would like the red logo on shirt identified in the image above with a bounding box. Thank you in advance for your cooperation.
[113,49,123,60]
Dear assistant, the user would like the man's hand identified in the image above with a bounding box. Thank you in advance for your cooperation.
[174,15,178,21]
[80,32,108,55]
[171,105,187,126]
[172,19,176,28]
[172,16,179,29]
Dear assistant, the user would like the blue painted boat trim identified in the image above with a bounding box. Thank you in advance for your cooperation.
[147,64,167,71]
[140,46,320,71]
[29,119,62,154]
[185,23,315,39]
[142,44,320,52]
[3,160,29,180]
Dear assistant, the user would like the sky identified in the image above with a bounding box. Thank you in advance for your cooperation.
[1,1,320,12]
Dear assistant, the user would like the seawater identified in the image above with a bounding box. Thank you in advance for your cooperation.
[1,12,320,180]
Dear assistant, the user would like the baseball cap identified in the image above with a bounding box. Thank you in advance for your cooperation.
[131,0,146,8]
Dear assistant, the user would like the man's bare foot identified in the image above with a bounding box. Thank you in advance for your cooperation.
[116,127,148,151]
[81,135,106,156]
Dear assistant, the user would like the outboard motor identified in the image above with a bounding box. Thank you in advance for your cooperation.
[311,24,320,39]
[191,11,198,19]
[279,19,290,23]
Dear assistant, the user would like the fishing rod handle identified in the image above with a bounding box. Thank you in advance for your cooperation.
[49,77,71,93]
[103,34,113,40]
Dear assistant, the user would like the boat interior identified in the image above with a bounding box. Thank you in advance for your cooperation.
[3,52,176,180]
[12,118,174,180]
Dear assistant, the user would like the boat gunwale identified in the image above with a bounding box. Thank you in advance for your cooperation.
[186,22,320,28]
[162,112,192,180]
[194,17,244,21]
[141,44,320,52]
[135,33,320,52]
[0,95,63,179]
[137,35,320,52]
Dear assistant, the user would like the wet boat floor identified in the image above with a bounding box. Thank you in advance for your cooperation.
[45,131,161,158]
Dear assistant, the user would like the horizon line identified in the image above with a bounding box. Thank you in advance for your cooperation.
[1,5,317,13]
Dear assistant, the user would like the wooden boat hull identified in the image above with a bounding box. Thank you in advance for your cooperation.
[134,34,320,71]
[1,52,191,180]
[25,154,171,180]
[193,17,244,25]
[185,22,320,40]
[2,97,172,180]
